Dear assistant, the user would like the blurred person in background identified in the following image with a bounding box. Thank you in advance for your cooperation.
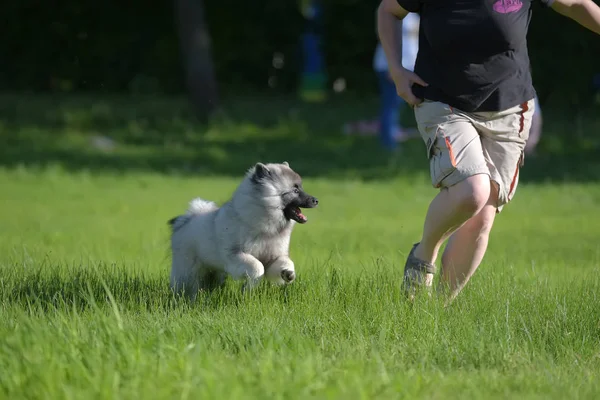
[344,12,420,151]
[525,94,543,155]
[525,66,543,156]
[374,11,420,150]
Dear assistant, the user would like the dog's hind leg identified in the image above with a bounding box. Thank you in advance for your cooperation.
[170,250,201,300]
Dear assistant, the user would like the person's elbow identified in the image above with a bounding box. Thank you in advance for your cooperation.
[378,0,409,19]
[552,0,588,18]
[552,0,600,34]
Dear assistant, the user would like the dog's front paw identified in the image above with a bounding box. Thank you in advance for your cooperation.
[281,269,296,283]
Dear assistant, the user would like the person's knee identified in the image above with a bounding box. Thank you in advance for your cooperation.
[450,174,491,216]
[465,206,496,237]
[458,182,497,237]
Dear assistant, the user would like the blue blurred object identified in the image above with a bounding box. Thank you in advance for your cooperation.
[299,0,327,102]
[302,33,323,76]
[300,0,320,21]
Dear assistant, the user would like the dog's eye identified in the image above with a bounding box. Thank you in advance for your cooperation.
[293,188,300,194]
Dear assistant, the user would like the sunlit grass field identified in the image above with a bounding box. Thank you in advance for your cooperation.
[1,94,599,399]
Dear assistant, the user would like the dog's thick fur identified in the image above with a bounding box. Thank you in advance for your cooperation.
[168,162,318,297]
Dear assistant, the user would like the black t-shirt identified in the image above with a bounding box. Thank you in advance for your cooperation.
[396,0,554,112]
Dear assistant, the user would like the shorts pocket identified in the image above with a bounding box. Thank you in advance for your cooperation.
[428,129,458,188]
[414,101,459,188]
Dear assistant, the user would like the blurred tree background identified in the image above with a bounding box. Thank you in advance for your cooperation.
[1,0,599,114]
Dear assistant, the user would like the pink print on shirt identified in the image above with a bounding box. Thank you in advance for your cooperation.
[493,0,523,14]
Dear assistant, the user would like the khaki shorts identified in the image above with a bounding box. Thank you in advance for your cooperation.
[414,98,535,212]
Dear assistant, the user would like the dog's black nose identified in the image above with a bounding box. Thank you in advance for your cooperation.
[311,197,319,206]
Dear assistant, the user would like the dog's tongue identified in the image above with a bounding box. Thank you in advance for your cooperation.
[296,208,307,222]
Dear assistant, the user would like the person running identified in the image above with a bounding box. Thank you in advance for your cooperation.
[376,0,600,301]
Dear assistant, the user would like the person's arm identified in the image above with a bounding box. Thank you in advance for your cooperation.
[377,0,410,74]
[549,0,600,35]
[374,8,403,68]
[377,0,427,106]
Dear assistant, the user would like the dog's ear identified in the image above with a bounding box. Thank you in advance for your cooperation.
[282,161,289,167]
[253,162,271,181]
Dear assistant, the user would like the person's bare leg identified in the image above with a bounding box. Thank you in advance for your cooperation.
[403,173,491,297]
[439,181,499,303]
[413,173,491,264]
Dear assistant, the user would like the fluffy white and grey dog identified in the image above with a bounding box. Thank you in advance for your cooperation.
[167,162,319,298]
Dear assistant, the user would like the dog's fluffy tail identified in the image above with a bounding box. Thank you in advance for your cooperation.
[168,197,218,232]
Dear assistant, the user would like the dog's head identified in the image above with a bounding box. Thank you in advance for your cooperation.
[249,161,318,224]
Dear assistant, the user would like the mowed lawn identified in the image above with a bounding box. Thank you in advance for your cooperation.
[1,94,599,399]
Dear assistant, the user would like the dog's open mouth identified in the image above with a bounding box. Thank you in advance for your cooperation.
[284,205,308,223]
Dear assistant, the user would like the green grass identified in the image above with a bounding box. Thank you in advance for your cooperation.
[1,94,600,399]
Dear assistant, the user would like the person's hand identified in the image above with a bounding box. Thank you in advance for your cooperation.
[389,66,428,107]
